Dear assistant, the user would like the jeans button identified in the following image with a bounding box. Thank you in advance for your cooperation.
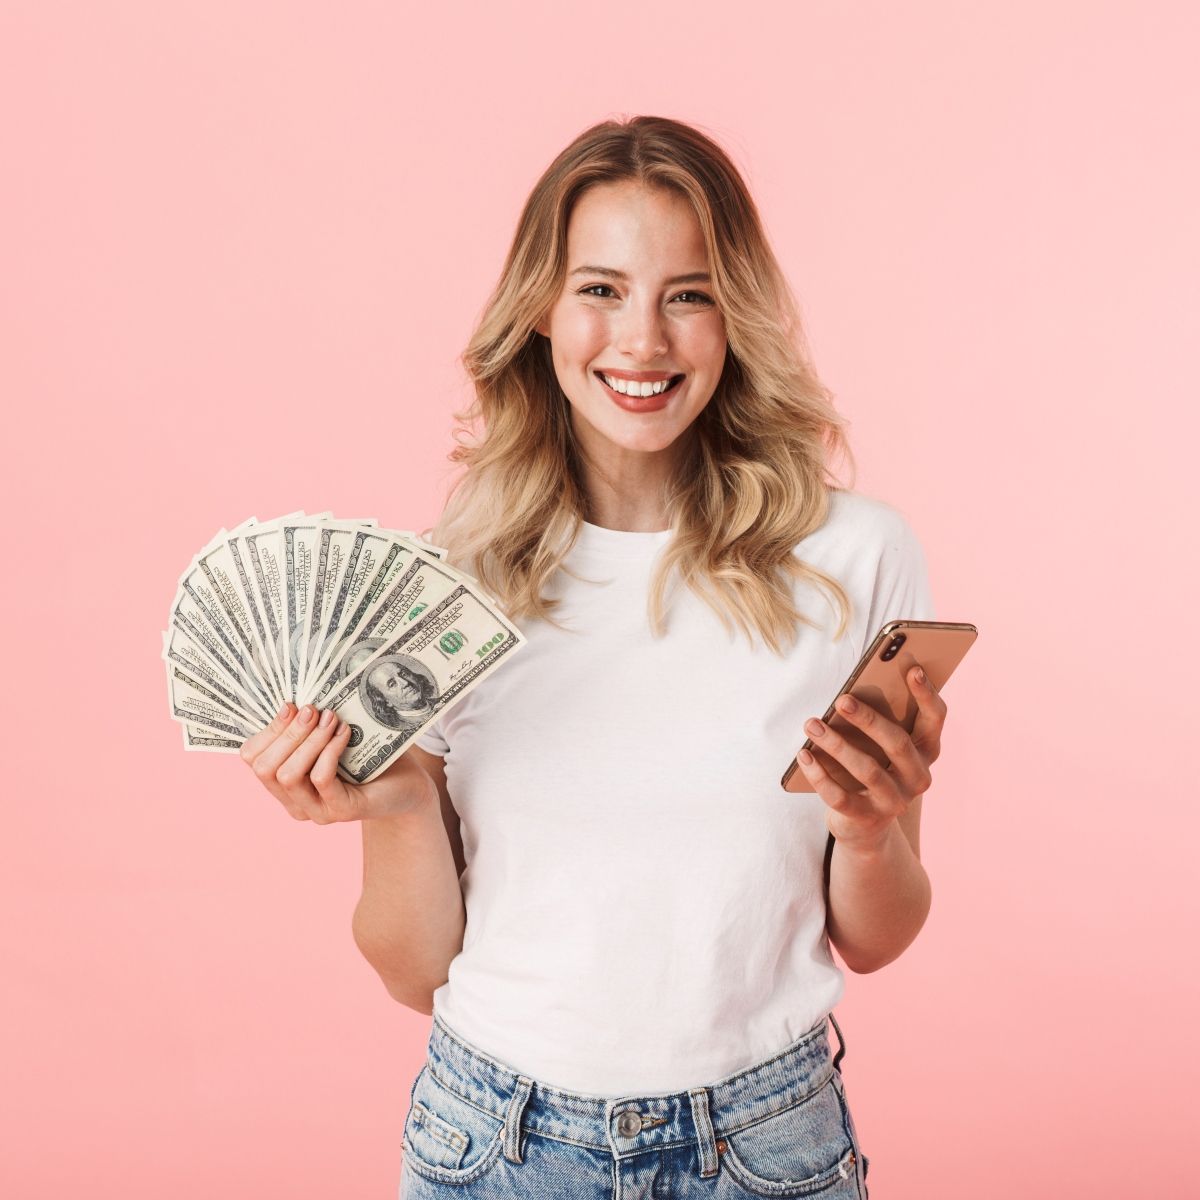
[616,1110,642,1137]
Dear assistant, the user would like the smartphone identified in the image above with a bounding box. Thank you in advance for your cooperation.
[780,619,978,794]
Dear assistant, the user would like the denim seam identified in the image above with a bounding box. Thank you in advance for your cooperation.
[411,1102,463,1151]
[713,1071,838,1140]
[514,1125,714,1157]
[721,1140,859,1198]
[402,1134,505,1185]
[423,1061,506,1125]
[829,1073,864,1200]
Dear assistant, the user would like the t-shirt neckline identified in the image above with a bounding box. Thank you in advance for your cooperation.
[573,519,674,560]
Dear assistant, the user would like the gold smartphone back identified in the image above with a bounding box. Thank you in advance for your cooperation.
[780,620,978,794]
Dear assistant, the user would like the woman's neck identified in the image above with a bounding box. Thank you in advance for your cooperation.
[574,426,682,533]
[580,463,676,532]
[583,499,672,533]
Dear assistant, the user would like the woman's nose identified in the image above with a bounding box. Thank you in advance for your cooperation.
[615,303,668,362]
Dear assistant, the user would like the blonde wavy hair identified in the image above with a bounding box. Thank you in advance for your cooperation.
[426,115,858,655]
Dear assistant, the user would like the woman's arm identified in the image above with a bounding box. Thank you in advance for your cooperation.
[824,798,932,973]
[352,746,466,1013]
[799,665,947,973]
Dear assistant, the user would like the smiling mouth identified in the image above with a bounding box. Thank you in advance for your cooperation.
[593,371,685,397]
[594,372,685,415]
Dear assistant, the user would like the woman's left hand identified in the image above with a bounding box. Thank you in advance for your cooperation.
[797,664,948,853]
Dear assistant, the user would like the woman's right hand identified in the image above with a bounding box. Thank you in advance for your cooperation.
[240,702,436,824]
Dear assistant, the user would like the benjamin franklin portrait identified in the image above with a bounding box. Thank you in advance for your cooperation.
[360,654,438,733]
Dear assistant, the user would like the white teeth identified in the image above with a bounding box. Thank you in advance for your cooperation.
[600,373,677,396]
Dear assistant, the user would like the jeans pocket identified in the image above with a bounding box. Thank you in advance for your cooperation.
[402,1065,507,1187]
[719,1072,859,1198]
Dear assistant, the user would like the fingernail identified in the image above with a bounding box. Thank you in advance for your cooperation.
[807,719,825,737]
[915,668,926,684]
[298,705,314,723]
[275,703,289,720]
[319,708,335,728]
[837,695,858,714]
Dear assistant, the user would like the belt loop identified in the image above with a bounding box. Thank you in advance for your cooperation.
[688,1087,720,1179]
[828,1012,847,1073]
[503,1075,534,1164]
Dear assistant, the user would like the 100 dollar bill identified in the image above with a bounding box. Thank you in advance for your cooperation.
[324,584,525,783]
[306,550,475,708]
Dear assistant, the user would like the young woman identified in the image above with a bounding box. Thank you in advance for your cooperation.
[241,115,949,1199]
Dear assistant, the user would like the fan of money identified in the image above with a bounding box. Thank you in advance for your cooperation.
[163,511,526,783]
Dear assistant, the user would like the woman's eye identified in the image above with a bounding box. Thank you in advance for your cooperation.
[578,285,713,306]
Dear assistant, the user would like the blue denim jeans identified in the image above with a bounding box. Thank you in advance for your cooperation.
[400,1010,870,1198]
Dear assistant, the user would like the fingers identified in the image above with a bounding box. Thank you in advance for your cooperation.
[309,720,356,815]
[241,703,341,821]
[240,702,297,761]
[833,686,932,799]
[275,705,347,805]
[795,741,858,815]
[803,709,907,810]
[906,664,947,766]
[812,664,943,799]
[240,703,306,817]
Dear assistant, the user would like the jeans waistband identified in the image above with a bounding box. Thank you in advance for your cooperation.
[421,1010,847,1166]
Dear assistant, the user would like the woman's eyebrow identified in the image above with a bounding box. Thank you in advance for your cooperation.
[569,265,712,286]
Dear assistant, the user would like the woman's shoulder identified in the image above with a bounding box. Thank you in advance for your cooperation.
[802,487,923,553]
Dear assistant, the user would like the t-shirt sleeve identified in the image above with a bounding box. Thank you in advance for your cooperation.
[859,510,936,658]
[414,716,449,758]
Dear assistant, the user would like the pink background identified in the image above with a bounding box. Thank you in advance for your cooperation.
[3,2,1197,1196]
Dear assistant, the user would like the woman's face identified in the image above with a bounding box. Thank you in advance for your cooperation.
[536,181,727,458]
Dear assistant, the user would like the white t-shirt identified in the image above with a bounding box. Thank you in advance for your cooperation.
[414,488,935,1096]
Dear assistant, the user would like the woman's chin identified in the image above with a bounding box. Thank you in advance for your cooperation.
[568,402,692,454]
[615,427,692,455]
[591,412,694,454]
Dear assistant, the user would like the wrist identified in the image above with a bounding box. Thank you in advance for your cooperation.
[830,818,907,865]
[364,766,439,822]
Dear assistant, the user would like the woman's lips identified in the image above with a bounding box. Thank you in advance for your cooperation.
[595,372,684,413]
